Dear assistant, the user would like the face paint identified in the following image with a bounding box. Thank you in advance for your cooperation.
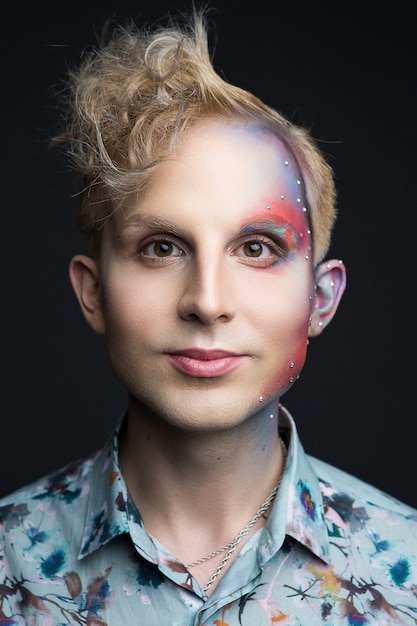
[238,137,312,270]
[241,218,304,265]
[238,140,313,402]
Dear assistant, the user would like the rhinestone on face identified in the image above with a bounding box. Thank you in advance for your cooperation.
[259,396,264,402]
[284,160,289,166]
[290,361,295,368]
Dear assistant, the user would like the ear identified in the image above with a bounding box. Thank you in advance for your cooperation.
[308,259,346,337]
[69,254,106,335]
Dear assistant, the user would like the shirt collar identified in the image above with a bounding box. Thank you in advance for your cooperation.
[77,406,330,564]
[263,404,330,563]
[78,420,131,559]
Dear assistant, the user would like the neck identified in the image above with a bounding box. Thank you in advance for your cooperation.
[119,396,286,593]
[120,395,283,506]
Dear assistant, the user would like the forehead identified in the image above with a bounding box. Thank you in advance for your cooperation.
[174,119,305,199]
[120,119,309,232]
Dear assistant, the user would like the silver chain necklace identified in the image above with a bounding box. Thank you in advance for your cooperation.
[187,438,287,592]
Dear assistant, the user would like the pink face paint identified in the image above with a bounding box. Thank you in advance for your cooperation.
[242,219,301,261]
[239,161,311,264]
[260,199,310,251]
[235,125,312,260]
[238,148,312,398]
[240,199,311,270]
[259,330,310,399]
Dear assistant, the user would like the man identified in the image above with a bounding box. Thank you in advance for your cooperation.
[1,9,416,625]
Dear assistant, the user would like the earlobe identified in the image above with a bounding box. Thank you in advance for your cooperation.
[308,259,346,337]
[69,255,106,335]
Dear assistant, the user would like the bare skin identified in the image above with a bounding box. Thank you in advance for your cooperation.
[119,396,285,590]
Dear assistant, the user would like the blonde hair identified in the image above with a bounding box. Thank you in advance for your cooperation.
[54,7,337,264]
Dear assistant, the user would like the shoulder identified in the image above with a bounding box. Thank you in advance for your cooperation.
[0,451,102,541]
[309,454,417,519]
[308,454,417,591]
[0,450,107,579]
[1,453,98,508]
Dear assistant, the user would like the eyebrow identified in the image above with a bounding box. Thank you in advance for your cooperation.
[114,215,299,244]
[114,214,184,241]
[241,219,297,234]
[242,220,300,249]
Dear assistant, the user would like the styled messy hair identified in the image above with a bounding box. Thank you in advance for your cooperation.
[54,6,337,263]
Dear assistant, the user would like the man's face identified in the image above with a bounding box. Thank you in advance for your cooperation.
[98,120,315,430]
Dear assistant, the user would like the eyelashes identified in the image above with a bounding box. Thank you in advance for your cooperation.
[136,231,292,268]
[233,234,288,266]
[140,238,185,258]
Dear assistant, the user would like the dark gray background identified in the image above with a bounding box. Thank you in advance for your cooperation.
[1,1,416,506]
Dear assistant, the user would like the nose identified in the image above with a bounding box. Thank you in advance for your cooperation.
[178,255,237,325]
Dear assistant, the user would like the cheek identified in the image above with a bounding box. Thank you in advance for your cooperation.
[101,279,164,385]
[105,258,174,310]
[101,274,155,343]
[262,334,309,398]
[255,285,312,398]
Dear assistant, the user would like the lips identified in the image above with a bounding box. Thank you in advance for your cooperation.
[166,348,247,377]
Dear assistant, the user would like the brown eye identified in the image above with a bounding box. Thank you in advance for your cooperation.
[153,241,174,257]
[141,240,183,257]
[234,236,286,268]
[243,242,263,257]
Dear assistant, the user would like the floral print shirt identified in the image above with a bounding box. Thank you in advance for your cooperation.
[1,406,417,625]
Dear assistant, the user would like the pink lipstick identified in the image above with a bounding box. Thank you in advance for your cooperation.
[166,349,247,378]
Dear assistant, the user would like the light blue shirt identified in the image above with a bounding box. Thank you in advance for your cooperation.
[1,406,416,625]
